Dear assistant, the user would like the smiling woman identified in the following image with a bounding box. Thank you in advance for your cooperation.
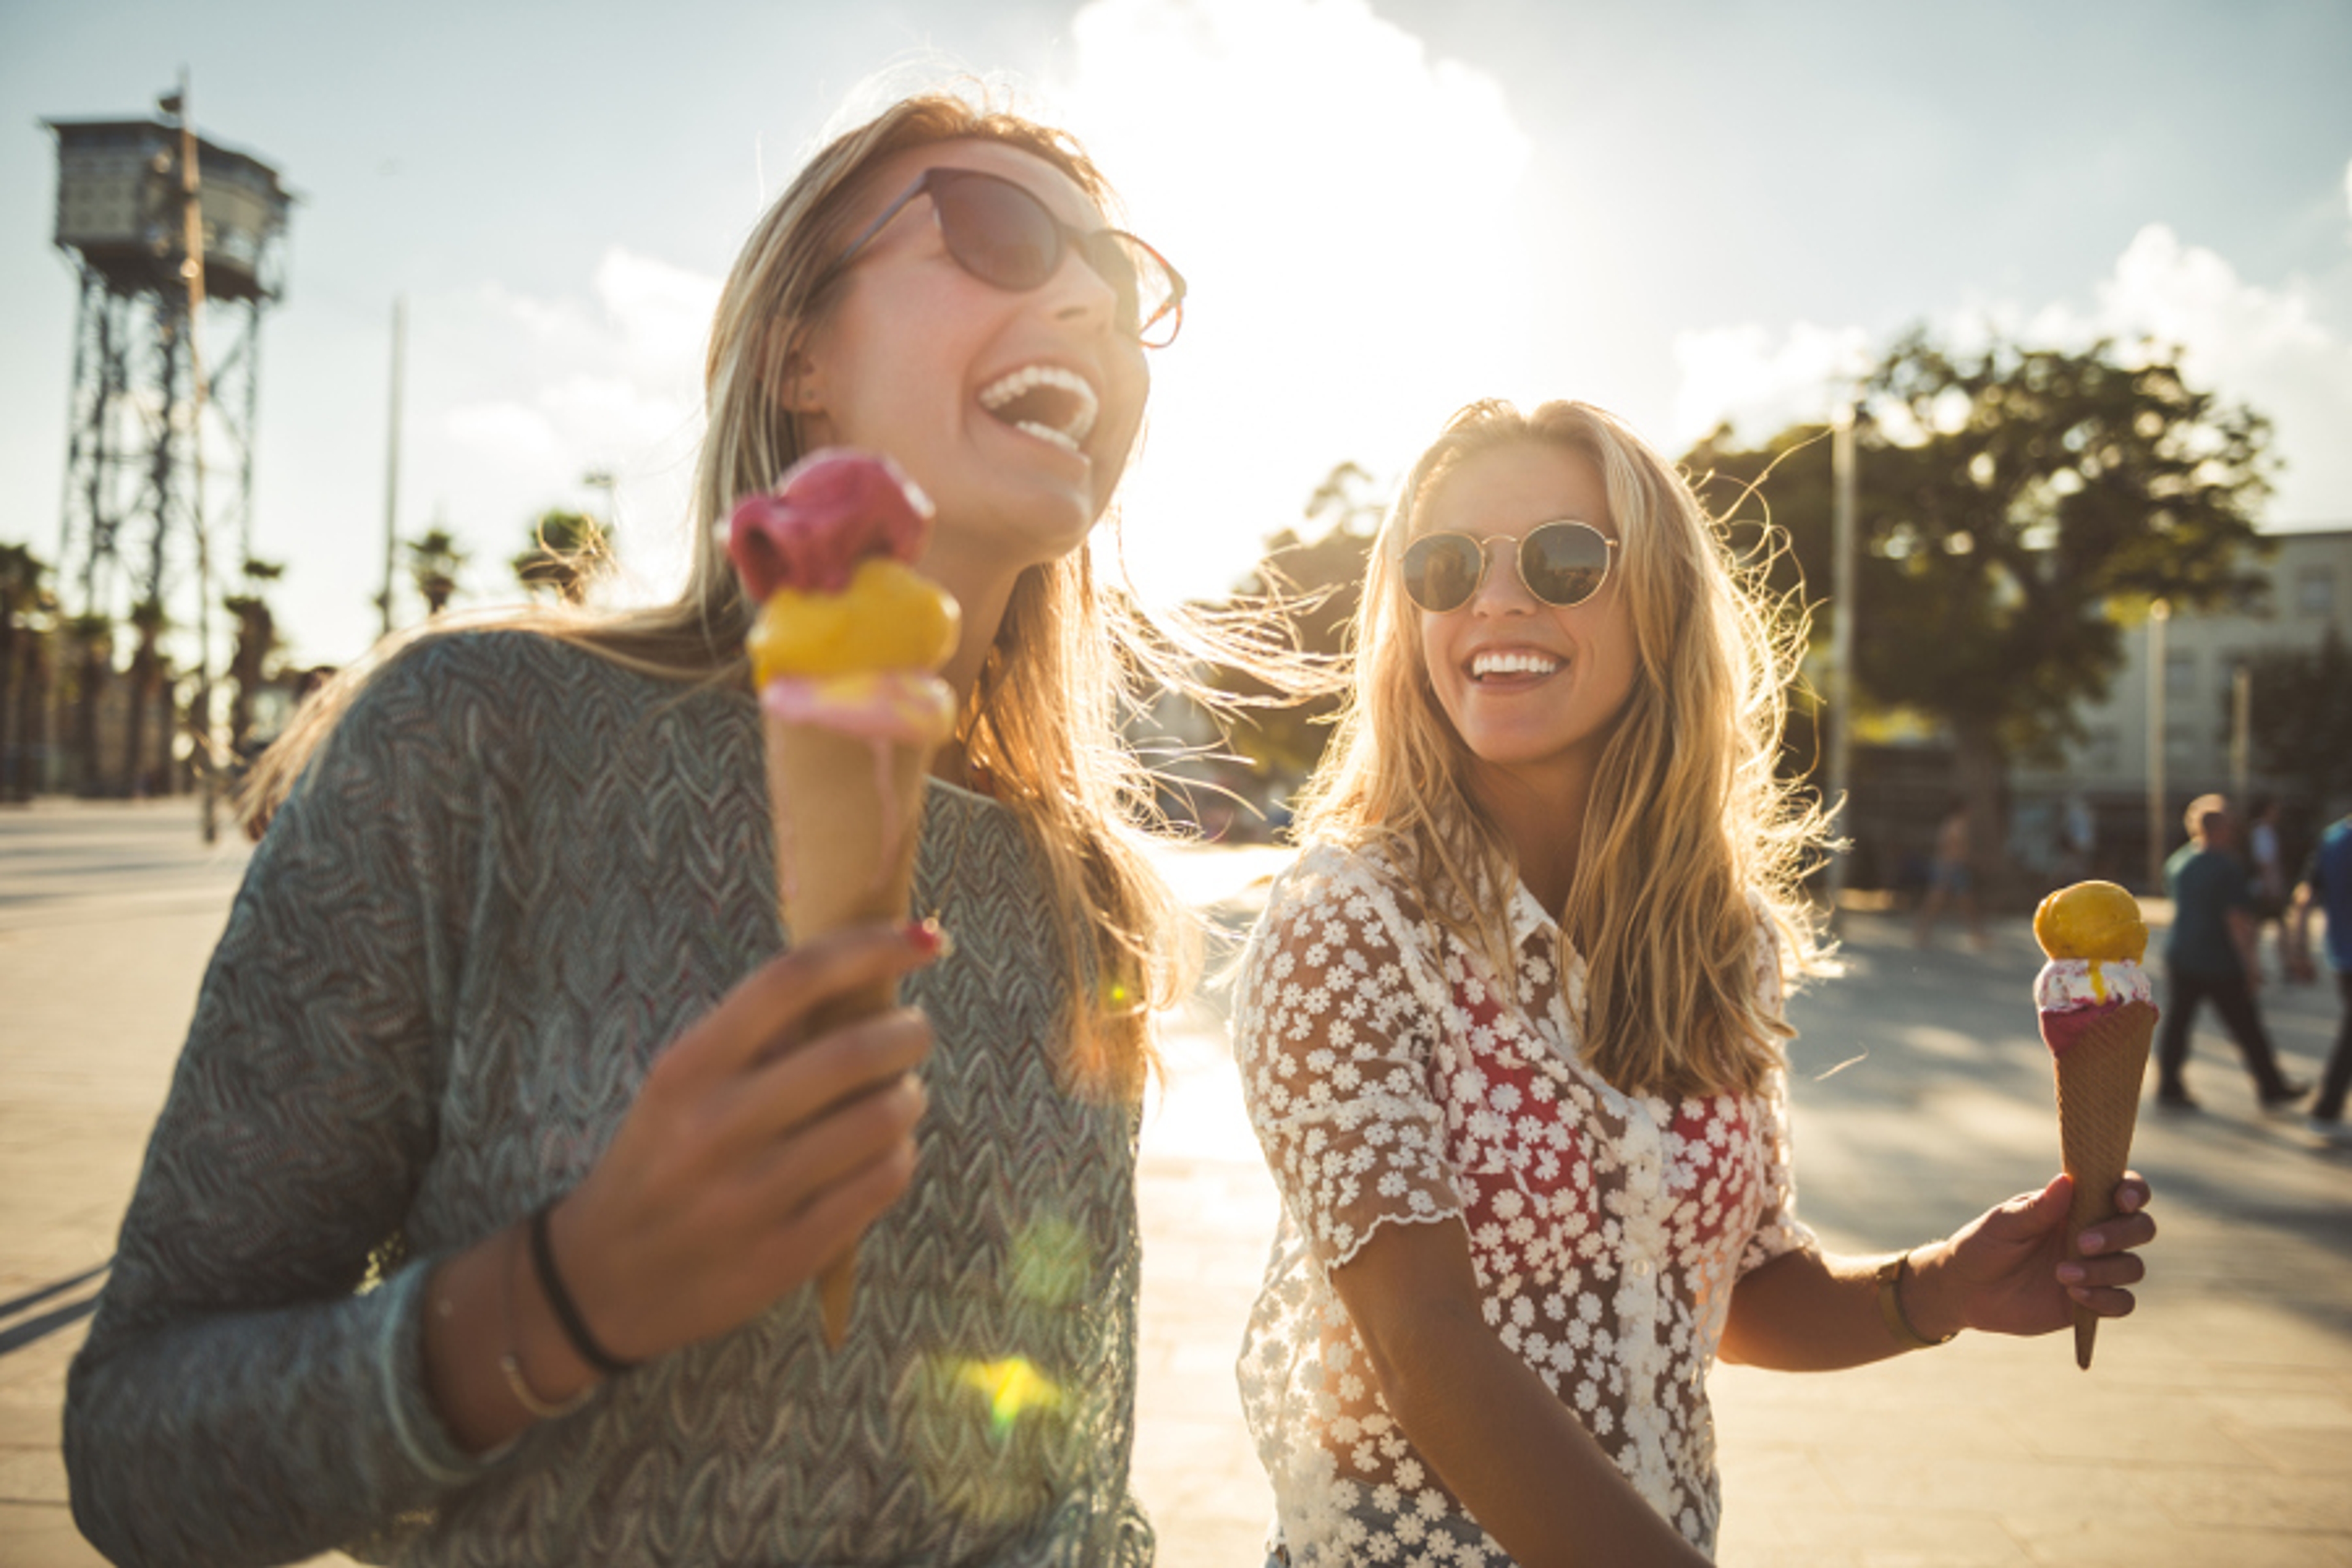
[1231,398,2162,1567]
[61,83,1246,1568]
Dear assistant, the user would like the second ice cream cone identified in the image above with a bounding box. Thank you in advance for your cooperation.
[2048,998,2155,1370]
[767,717,938,1347]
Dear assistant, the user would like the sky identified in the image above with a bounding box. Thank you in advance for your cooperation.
[3,0,2350,669]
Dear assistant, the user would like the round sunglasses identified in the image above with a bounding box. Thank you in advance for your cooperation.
[1400,521,1618,614]
[827,167,1187,348]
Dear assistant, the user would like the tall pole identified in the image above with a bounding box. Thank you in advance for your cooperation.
[1825,401,1858,927]
[380,296,406,639]
[2146,600,2170,894]
[171,70,219,845]
[2230,661,2251,805]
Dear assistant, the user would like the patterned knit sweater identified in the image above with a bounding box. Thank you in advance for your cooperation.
[64,630,1153,1567]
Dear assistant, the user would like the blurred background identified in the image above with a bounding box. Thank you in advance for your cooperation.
[2,0,2348,902]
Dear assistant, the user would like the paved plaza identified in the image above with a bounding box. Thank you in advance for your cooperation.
[3,800,2348,1566]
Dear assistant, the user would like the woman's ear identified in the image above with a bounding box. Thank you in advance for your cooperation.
[761,322,827,415]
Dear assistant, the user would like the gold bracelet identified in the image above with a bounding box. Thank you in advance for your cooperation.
[502,1226,595,1420]
[1875,1249,1956,1351]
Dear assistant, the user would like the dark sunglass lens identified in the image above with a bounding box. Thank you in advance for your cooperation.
[1521,523,1611,606]
[1403,535,1482,612]
[936,176,1058,290]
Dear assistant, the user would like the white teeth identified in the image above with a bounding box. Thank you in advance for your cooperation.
[1471,650,1561,680]
[978,364,1100,448]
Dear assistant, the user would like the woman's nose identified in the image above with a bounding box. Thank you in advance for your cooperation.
[1469,539,1534,616]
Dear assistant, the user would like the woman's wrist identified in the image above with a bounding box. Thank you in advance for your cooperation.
[1891,1238,1966,1346]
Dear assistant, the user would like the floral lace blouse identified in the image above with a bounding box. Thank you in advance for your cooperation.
[1233,843,1814,1563]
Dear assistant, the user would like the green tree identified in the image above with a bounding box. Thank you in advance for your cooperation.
[407,524,467,616]
[2244,630,2352,813]
[62,612,110,796]
[1686,331,2274,878]
[224,557,284,756]
[1213,461,1384,782]
[1,544,55,799]
[511,509,612,606]
[121,596,173,796]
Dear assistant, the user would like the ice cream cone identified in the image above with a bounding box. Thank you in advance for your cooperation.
[2046,997,2156,1370]
[766,715,938,1347]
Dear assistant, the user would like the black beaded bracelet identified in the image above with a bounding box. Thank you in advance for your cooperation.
[527,1199,639,1378]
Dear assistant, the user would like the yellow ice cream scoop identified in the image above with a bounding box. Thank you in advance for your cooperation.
[2033,881,2148,963]
[748,557,961,685]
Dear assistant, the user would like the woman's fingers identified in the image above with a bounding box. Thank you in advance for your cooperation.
[715,1006,933,1151]
[661,922,945,1085]
[750,1072,929,1228]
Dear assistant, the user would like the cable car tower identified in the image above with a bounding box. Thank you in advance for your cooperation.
[44,87,290,820]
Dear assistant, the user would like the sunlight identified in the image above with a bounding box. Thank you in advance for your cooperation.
[1047,0,1544,608]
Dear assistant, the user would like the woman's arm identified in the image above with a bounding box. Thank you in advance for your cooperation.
[1720,1172,2155,1370]
[1329,1218,1711,1568]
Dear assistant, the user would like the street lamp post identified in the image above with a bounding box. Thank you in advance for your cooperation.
[1825,401,1858,927]
[2146,600,2170,894]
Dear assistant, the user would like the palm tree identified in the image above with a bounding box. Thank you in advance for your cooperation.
[224,558,285,756]
[511,509,612,606]
[122,596,171,796]
[0,545,53,799]
[407,525,467,616]
[66,612,112,797]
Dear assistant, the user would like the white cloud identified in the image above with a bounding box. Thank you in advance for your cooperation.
[391,247,714,622]
[1669,322,1871,447]
[1048,0,1536,599]
[2038,224,2352,527]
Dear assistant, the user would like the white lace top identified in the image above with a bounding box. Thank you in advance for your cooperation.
[1233,843,1815,1562]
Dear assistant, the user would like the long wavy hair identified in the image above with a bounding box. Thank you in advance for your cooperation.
[242,88,1219,1101]
[1292,399,1833,1099]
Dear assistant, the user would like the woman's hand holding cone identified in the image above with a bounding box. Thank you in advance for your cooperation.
[541,922,943,1366]
[1901,1172,2156,1342]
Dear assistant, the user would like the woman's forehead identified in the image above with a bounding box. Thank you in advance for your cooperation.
[1422,441,1613,536]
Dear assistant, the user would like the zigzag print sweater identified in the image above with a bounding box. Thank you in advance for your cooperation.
[66,630,1153,1567]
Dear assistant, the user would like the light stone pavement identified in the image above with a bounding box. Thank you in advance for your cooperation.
[4,801,2348,1566]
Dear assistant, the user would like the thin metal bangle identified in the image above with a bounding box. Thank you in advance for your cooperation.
[527,1199,639,1378]
[500,1223,594,1420]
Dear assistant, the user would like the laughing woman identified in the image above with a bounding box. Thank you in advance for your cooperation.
[68,91,1197,1566]
[1233,400,2157,1566]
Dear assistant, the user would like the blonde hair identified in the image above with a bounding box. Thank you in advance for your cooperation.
[1293,399,1833,1099]
[243,88,1204,1099]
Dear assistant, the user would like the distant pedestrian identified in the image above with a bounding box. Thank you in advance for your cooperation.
[2247,797,2291,979]
[1914,799,1987,949]
[2286,813,2352,1146]
[2155,794,2309,1113]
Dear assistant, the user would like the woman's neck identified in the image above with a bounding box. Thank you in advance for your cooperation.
[919,528,1028,790]
[1466,758,1596,918]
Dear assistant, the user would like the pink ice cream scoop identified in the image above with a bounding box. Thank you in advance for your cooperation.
[728,449,933,600]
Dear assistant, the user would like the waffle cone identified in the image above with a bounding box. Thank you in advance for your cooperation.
[766,716,938,1347]
[2046,997,2156,1370]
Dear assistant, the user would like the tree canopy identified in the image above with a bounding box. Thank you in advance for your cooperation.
[2244,629,2352,815]
[511,510,614,605]
[1685,331,2275,801]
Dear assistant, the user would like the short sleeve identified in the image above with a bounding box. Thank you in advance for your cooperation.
[1232,850,1463,1270]
[1738,915,1815,1275]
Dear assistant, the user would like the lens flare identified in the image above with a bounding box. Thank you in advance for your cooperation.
[957,1356,1063,1439]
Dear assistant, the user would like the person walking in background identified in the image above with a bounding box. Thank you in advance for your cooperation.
[2287,812,2352,1147]
[1231,400,2157,1566]
[2156,793,2309,1114]
[1913,799,1986,949]
[2248,796,2291,978]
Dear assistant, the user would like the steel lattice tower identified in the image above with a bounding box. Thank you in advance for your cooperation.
[44,110,292,793]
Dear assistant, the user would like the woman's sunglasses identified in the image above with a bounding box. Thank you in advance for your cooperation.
[827,167,1187,349]
[1400,521,1618,614]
